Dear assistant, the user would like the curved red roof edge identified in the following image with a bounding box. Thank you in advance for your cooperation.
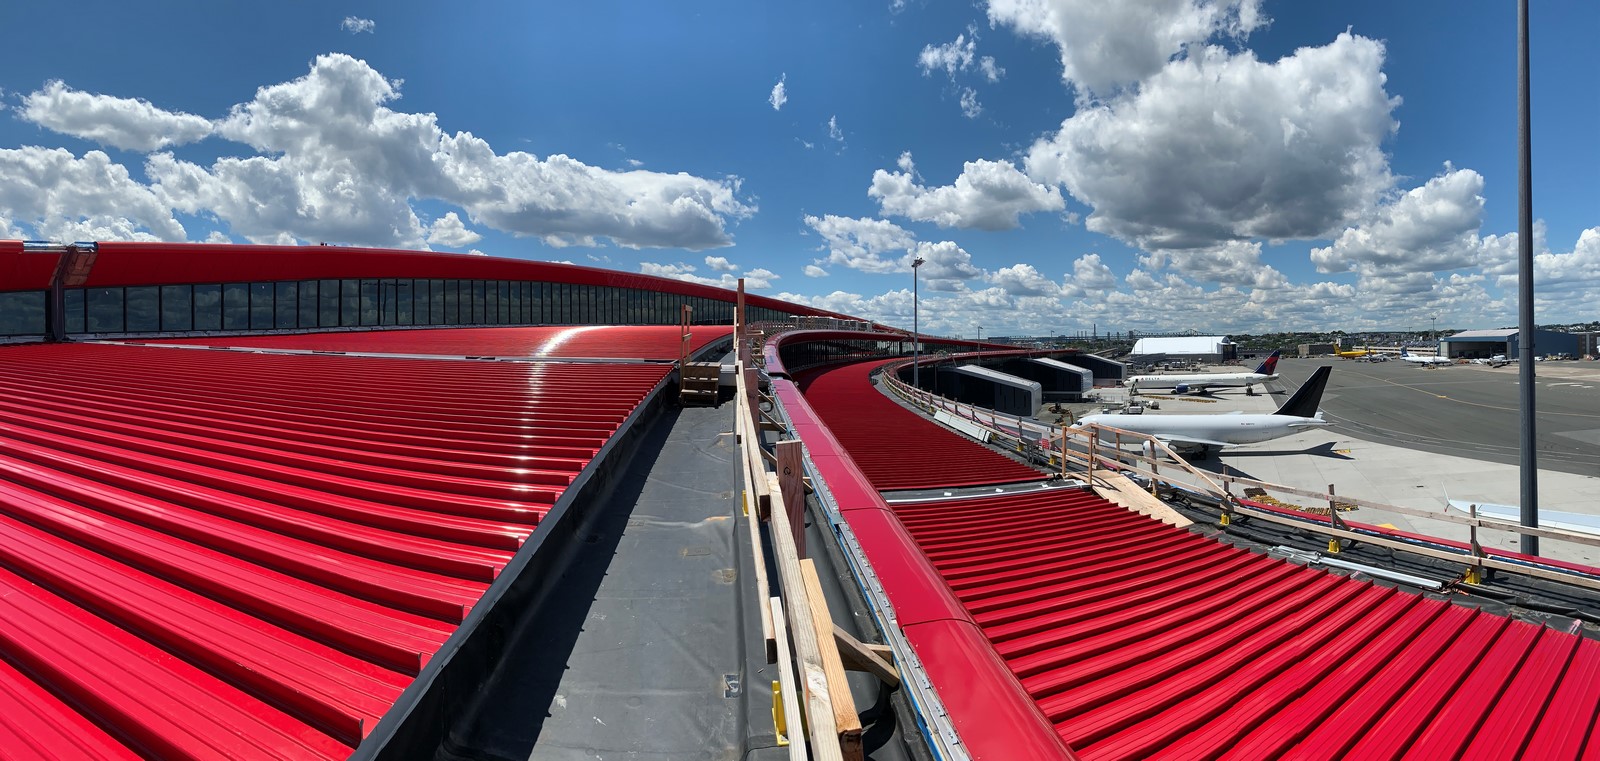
[762,328,1048,377]
[0,241,850,322]
[771,375,1075,760]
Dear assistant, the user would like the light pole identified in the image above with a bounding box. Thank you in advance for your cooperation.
[912,256,925,388]
[1431,315,1438,353]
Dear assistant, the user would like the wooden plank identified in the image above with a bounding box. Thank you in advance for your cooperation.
[766,477,844,760]
[1096,472,1193,527]
[777,440,807,558]
[769,597,809,761]
[801,560,863,761]
[831,624,900,689]
[744,367,841,760]
[745,489,776,663]
[1228,504,1600,591]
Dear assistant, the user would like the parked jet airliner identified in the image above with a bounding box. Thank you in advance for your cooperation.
[1079,365,1333,458]
[1125,350,1280,394]
[1400,348,1453,366]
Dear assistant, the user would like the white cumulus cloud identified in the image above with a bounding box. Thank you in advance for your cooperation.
[803,214,916,273]
[341,16,376,34]
[1026,32,1399,250]
[871,152,1064,230]
[769,74,788,111]
[426,211,483,248]
[0,147,186,242]
[640,261,779,290]
[987,0,1264,98]
[141,53,753,250]
[1310,167,1491,277]
[803,264,829,277]
[705,255,739,272]
[20,80,213,153]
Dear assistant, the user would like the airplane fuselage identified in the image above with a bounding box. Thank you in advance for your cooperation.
[1124,372,1277,391]
[1077,412,1330,448]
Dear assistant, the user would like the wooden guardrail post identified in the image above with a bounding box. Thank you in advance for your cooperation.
[777,440,807,558]
[1059,423,1068,478]
[1086,428,1097,484]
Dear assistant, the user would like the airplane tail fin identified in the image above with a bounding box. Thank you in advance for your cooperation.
[1275,365,1331,418]
[1255,350,1281,375]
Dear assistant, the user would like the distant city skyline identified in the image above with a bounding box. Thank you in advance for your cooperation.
[0,1,1595,334]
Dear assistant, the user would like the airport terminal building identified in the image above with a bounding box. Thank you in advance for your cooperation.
[5,240,1600,759]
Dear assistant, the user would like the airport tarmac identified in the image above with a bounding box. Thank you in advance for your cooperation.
[1090,357,1600,567]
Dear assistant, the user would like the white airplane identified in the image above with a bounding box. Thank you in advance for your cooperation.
[1400,348,1453,366]
[1078,365,1333,458]
[1126,351,1281,394]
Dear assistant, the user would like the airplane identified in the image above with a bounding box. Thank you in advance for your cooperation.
[1335,349,1370,358]
[1078,365,1333,459]
[1399,348,1453,366]
[1125,350,1280,394]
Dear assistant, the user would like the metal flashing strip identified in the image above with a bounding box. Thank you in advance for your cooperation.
[882,480,1087,505]
[774,394,970,761]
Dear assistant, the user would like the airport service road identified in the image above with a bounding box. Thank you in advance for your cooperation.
[1272,358,1600,478]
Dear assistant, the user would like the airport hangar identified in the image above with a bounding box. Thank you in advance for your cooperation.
[3,240,1600,759]
[1440,327,1580,359]
[1129,335,1237,363]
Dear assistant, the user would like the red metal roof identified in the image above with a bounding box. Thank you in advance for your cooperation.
[892,488,1600,759]
[794,358,1044,491]
[0,338,670,757]
[148,324,735,360]
[0,241,852,321]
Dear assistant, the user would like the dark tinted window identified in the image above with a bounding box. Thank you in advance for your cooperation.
[0,291,45,336]
[161,285,193,331]
[194,285,222,330]
[87,287,124,332]
[64,288,86,333]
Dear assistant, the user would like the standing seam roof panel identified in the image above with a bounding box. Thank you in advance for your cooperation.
[0,336,674,758]
[885,488,1600,759]
[794,359,1044,491]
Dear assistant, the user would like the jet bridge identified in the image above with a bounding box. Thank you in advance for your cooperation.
[989,357,1094,401]
[930,364,1041,417]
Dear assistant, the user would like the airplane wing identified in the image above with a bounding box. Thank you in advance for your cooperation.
[1152,433,1232,449]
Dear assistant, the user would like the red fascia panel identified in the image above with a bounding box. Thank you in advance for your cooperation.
[69,242,847,319]
[772,377,1070,758]
[901,620,1078,761]
[0,241,55,293]
[158,324,735,360]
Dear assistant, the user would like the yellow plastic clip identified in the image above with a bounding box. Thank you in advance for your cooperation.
[772,680,789,746]
[1220,513,1231,527]
[1326,538,1341,554]
[1465,567,1483,586]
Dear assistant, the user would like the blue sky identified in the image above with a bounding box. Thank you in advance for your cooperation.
[1,1,1595,336]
